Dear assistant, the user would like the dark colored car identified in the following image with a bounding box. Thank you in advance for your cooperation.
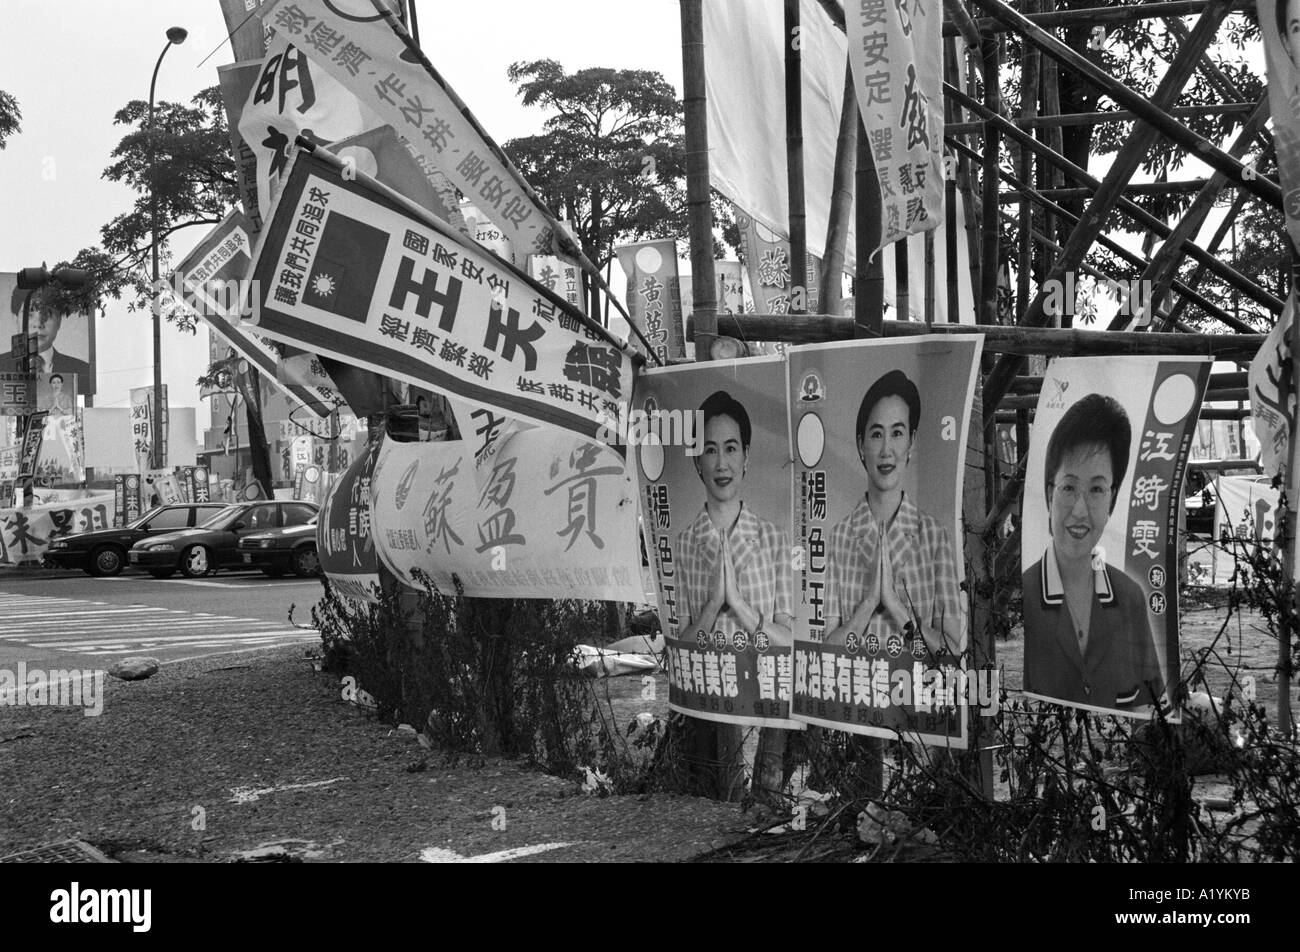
[236,517,321,578]
[43,503,227,577]
[128,500,319,579]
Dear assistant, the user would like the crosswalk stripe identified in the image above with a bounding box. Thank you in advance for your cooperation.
[40,630,316,648]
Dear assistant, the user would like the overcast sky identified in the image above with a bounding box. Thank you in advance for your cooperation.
[0,0,683,435]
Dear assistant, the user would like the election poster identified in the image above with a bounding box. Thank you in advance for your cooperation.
[615,239,686,365]
[1209,474,1278,585]
[319,439,382,603]
[1022,357,1211,719]
[245,147,633,442]
[1249,297,1294,480]
[168,211,343,418]
[262,0,562,257]
[0,492,115,568]
[1261,0,1300,254]
[638,355,799,729]
[788,336,982,746]
[113,474,144,528]
[217,60,264,234]
[0,372,31,416]
[735,205,821,315]
[528,253,585,315]
[846,0,944,252]
[129,386,167,474]
[371,424,644,601]
[1,272,96,395]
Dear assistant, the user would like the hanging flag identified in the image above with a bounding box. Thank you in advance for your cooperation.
[1250,297,1295,479]
[261,0,560,256]
[615,239,685,365]
[528,252,586,315]
[166,210,344,418]
[330,124,464,229]
[246,146,632,442]
[238,31,380,227]
[846,0,944,253]
[218,61,266,235]
[219,0,274,63]
[735,203,821,313]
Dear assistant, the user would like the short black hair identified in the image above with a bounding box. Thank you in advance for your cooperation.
[1044,393,1131,514]
[699,390,752,449]
[856,369,921,442]
[49,373,64,384]
[1278,0,1291,47]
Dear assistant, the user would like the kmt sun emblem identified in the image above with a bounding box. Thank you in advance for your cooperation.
[311,273,337,299]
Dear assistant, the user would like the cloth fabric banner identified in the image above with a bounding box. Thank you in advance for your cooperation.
[528,253,585,315]
[129,386,167,474]
[177,465,212,504]
[637,355,800,728]
[789,337,982,745]
[18,411,48,479]
[168,210,342,418]
[1261,0,1300,254]
[845,0,944,252]
[0,492,115,568]
[35,412,83,484]
[218,61,265,235]
[238,30,380,228]
[220,0,274,63]
[246,148,632,442]
[330,124,464,230]
[1249,296,1294,479]
[703,0,857,268]
[1023,357,1211,720]
[113,474,144,527]
[319,438,382,603]
[371,429,643,601]
[263,0,560,256]
[1208,474,1277,585]
[615,240,685,365]
[734,206,822,314]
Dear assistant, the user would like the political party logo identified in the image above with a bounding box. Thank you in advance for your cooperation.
[394,458,419,510]
[1043,377,1069,410]
[798,371,824,402]
[301,212,389,322]
[886,633,903,658]
[732,631,749,652]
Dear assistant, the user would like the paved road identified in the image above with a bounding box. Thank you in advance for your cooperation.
[0,569,326,675]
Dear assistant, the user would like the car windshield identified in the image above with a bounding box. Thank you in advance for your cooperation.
[127,507,164,529]
[199,505,245,529]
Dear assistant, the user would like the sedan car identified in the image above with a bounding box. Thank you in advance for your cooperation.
[236,517,321,578]
[43,503,227,576]
[128,500,319,579]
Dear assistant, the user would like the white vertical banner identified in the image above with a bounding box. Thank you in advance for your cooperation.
[845,0,944,254]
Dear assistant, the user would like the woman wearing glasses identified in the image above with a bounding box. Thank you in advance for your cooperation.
[1023,393,1164,710]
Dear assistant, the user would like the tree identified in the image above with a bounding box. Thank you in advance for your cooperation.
[0,90,21,149]
[503,60,688,316]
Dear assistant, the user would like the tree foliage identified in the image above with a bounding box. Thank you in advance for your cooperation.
[503,60,687,311]
[0,89,21,149]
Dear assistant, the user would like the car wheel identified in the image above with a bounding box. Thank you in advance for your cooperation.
[261,565,286,578]
[89,544,126,577]
[291,545,320,578]
[148,568,176,580]
[181,545,215,579]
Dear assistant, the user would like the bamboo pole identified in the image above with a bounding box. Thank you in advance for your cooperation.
[1162,190,1254,328]
[946,0,1254,34]
[996,181,1214,200]
[979,35,1001,324]
[945,86,1283,316]
[947,103,1257,134]
[966,0,1280,208]
[819,62,857,317]
[856,115,885,336]
[785,0,808,310]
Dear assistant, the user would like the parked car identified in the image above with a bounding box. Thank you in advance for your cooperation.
[43,503,227,577]
[236,516,321,578]
[128,500,319,579]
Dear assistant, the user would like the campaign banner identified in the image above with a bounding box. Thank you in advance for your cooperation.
[246,148,632,442]
[1,272,96,395]
[846,0,944,252]
[0,372,31,415]
[169,210,342,418]
[735,205,821,314]
[263,0,561,257]
[615,239,685,365]
[637,355,799,728]
[1023,357,1211,719]
[113,474,144,527]
[296,464,326,505]
[1249,296,1293,479]
[35,412,84,484]
[219,0,274,63]
[143,469,183,507]
[319,439,382,603]
[372,427,643,601]
[218,61,264,234]
[129,386,167,474]
[177,465,212,504]
[238,31,379,227]
[716,261,745,315]
[1261,0,1300,253]
[18,411,48,478]
[529,254,585,315]
[35,373,77,415]
[461,202,516,265]
[0,492,115,568]
[330,124,464,230]
[789,337,981,745]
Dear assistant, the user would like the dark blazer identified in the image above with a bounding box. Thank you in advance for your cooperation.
[48,350,91,384]
[1023,551,1165,710]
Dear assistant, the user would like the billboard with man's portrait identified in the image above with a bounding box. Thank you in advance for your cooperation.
[1,273,95,396]
[1021,357,1211,720]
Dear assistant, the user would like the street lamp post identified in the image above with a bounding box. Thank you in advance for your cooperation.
[148,25,187,471]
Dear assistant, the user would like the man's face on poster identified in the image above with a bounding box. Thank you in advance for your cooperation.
[697,413,747,504]
[34,305,62,352]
